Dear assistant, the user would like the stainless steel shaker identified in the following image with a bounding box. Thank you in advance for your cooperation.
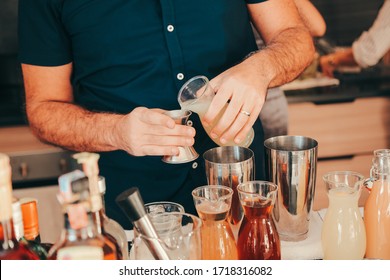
[203,146,254,239]
[264,135,318,241]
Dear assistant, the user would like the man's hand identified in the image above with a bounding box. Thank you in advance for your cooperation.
[205,61,268,145]
[116,107,195,157]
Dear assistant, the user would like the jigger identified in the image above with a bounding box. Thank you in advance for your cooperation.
[162,109,199,164]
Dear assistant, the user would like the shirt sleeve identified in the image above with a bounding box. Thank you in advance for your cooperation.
[352,0,390,68]
[18,0,72,66]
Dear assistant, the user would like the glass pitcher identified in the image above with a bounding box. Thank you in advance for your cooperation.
[321,171,366,260]
[364,149,390,259]
[237,181,280,260]
[130,201,185,260]
[192,185,237,260]
[132,212,202,260]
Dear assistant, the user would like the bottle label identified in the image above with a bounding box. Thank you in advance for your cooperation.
[57,246,104,260]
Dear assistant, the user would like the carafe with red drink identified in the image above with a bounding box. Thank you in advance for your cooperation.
[237,181,280,260]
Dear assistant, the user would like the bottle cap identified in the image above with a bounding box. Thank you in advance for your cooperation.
[20,198,40,241]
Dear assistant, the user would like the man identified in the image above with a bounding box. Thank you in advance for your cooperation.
[18,0,314,227]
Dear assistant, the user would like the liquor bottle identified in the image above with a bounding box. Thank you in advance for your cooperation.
[12,198,48,259]
[47,170,118,260]
[20,198,41,242]
[19,198,53,252]
[98,176,129,259]
[0,153,39,260]
[73,152,124,259]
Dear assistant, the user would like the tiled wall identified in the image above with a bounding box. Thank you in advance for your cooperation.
[312,0,384,45]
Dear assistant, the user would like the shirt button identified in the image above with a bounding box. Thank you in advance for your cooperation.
[177,73,184,80]
[167,25,174,32]
[192,162,198,169]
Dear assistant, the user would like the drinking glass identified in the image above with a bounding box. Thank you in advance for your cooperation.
[178,75,254,147]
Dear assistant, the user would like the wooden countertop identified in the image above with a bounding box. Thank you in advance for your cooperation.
[0,125,61,155]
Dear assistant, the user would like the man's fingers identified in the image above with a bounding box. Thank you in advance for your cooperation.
[136,107,175,128]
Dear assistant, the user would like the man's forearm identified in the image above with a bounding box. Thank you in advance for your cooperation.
[27,101,124,152]
[250,26,315,88]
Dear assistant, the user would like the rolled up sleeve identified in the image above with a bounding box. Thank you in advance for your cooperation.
[352,0,390,68]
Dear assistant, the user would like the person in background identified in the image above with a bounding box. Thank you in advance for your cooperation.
[320,0,390,77]
[258,0,326,139]
[18,0,314,228]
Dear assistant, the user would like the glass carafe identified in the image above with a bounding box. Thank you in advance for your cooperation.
[192,185,237,260]
[178,75,254,147]
[321,171,366,260]
[237,181,280,260]
[130,201,186,260]
[133,212,202,260]
[364,149,390,259]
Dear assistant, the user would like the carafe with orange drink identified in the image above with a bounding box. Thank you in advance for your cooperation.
[192,185,237,260]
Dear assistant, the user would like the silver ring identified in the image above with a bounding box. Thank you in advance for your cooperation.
[240,110,251,117]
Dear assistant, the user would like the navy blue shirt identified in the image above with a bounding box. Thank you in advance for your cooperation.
[19,0,266,228]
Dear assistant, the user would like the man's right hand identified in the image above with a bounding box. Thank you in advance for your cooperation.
[116,107,195,157]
